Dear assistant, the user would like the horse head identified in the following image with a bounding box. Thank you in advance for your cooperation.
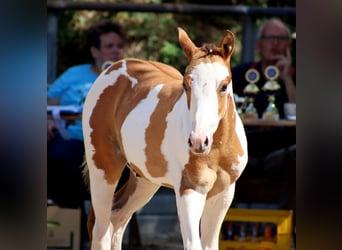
[178,27,235,155]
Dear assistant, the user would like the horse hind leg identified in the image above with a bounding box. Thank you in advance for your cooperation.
[110,171,160,250]
[86,148,127,250]
[88,170,116,250]
[84,166,130,245]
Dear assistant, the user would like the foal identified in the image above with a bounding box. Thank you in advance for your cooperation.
[82,27,247,250]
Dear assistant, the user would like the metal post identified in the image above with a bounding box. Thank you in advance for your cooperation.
[241,15,256,63]
[47,12,58,85]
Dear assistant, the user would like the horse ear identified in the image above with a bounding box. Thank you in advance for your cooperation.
[219,29,235,60]
[178,27,197,62]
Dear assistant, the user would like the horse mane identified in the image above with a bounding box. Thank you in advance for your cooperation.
[184,43,224,74]
[200,43,223,57]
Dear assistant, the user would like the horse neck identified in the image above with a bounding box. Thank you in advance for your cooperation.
[214,94,237,144]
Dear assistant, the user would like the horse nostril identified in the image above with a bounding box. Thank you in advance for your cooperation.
[188,138,193,147]
[204,136,209,147]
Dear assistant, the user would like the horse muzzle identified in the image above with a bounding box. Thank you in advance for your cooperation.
[188,133,211,154]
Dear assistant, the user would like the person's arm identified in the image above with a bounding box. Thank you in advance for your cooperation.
[282,74,296,102]
[47,97,60,141]
[47,97,60,105]
[276,48,296,102]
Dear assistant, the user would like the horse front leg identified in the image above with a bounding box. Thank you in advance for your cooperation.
[176,188,206,250]
[200,183,236,250]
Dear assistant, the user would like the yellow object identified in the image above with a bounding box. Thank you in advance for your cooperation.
[219,208,293,250]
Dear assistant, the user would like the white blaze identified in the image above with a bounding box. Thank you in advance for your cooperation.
[189,61,230,145]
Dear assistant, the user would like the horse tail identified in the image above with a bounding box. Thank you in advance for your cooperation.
[81,156,90,192]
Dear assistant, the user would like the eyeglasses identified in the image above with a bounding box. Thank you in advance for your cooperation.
[260,35,290,42]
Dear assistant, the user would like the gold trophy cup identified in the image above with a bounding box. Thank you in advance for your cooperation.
[101,60,114,71]
[262,65,281,120]
[242,68,260,119]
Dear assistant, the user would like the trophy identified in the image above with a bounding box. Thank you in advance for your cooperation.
[262,65,281,120]
[242,69,260,119]
[101,60,114,71]
[234,94,246,115]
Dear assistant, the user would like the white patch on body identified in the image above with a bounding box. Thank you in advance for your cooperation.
[160,92,191,185]
[120,84,163,179]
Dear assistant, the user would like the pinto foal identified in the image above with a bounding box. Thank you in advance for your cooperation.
[82,27,247,250]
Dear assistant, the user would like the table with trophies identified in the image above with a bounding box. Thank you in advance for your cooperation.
[235,65,296,128]
[47,62,295,129]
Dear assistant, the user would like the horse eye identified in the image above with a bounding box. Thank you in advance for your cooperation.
[220,84,228,92]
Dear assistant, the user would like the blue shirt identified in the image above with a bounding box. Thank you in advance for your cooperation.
[48,64,97,140]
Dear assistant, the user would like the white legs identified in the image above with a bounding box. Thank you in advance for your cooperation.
[90,172,117,250]
[174,183,235,250]
[176,189,206,250]
[90,170,160,250]
[200,183,235,250]
[110,174,160,250]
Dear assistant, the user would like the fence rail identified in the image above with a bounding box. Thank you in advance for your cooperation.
[47,1,295,16]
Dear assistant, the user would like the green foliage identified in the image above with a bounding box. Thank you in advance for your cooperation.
[53,1,295,76]
[161,41,182,64]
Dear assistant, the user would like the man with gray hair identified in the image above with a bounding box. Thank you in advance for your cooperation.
[233,18,295,116]
[231,18,296,215]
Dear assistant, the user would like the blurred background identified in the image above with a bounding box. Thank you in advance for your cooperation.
[47,0,295,84]
[47,1,296,249]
